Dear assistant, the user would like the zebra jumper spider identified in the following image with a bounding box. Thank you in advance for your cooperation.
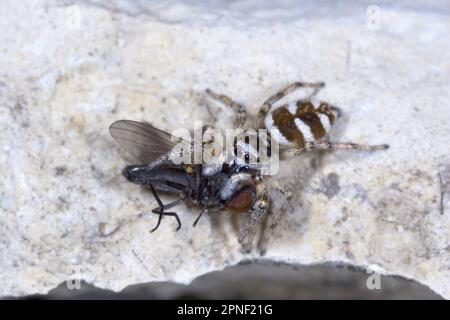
[204,81,388,253]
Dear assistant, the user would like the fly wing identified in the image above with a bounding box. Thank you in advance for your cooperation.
[109,120,181,165]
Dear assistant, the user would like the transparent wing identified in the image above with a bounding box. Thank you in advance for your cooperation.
[109,120,180,165]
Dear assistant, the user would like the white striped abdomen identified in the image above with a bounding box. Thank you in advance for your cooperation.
[264,100,340,147]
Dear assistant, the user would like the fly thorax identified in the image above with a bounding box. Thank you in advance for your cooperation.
[219,172,254,202]
[202,151,226,176]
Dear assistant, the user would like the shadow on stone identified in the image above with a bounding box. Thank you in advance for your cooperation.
[20,261,441,300]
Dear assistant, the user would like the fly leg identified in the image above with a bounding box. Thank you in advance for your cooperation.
[151,211,181,233]
[258,81,325,127]
[192,206,208,227]
[149,184,185,232]
[205,88,247,129]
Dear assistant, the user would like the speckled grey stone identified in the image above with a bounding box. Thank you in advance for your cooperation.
[0,0,449,298]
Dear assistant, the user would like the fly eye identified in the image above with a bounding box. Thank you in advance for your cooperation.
[225,189,255,212]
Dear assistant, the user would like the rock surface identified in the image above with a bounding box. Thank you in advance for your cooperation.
[0,0,449,298]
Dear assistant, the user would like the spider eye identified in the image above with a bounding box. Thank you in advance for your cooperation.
[226,189,255,212]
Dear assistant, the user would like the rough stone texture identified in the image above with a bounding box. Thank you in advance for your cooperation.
[0,0,449,298]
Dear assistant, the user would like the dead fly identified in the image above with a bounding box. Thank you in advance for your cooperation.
[110,82,388,253]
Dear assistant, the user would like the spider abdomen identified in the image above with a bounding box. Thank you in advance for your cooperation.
[264,101,340,147]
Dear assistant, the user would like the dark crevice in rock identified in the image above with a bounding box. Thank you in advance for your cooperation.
[14,261,442,300]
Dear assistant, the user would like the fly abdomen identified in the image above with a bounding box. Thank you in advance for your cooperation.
[264,100,340,147]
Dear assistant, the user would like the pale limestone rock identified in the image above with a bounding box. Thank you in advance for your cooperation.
[0,0,449,298]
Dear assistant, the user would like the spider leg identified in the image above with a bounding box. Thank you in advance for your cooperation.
[271,181,293,201]
[239,179,269,252]
[258,82,325,127]
[258,204,288,256]
[258,182,293,255]
[291,141,389,156]
[206,88,247,129]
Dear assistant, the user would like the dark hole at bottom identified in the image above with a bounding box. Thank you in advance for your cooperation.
[18,261,442,300]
